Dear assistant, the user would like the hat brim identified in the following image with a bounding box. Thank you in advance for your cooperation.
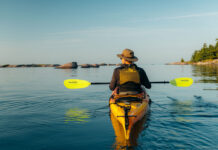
[117,54,138,62]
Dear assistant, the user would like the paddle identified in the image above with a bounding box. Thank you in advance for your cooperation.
[64,77,193,89]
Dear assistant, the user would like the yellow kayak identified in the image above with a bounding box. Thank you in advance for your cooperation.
[109,89,150,140]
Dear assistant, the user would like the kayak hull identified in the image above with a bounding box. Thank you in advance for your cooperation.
[109,89,150,140]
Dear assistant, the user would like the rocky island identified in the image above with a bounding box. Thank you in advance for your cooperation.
[0,62,118,69]
[0,64,60,68]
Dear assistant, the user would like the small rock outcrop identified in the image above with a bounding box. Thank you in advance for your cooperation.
[99,63,107,66]
[166,62,188,65]
[166,59,218,65]
[81,64,91,68]
[108,64,116,66]
[1,64,10,68]
[53,64,60,67]
[16,64,25,67]
[90,64,100,68]
[56,62,78,69]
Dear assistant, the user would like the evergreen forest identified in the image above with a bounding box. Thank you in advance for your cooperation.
[191,39,218,62]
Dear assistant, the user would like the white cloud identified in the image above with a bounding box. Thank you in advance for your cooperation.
[144,12,218,22]
[163,12,218,20]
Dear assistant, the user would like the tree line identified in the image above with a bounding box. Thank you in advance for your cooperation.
[191,39,218,62]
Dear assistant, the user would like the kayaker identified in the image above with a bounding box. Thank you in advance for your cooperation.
[109,49,151,94]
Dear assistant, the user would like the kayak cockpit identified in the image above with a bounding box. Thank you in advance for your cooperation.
[115,97,142,103]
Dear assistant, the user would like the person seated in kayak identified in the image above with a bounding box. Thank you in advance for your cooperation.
[109,49,151,94]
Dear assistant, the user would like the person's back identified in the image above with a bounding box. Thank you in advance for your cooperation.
[109,49,151,93]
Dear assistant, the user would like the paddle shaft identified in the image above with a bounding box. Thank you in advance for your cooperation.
[91,81,169,85]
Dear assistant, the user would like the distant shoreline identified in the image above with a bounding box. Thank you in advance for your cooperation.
[166,59,218,65]
[0,64,60,68]
[0,63,119,68]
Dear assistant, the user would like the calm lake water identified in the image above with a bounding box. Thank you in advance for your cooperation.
[0,65,217,150]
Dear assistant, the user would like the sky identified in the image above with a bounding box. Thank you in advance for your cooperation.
[0,0,218,65]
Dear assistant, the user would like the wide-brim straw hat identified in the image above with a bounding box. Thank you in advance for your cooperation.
[117,49,138,62]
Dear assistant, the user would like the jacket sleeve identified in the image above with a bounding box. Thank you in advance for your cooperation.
[139,68,151,89]
[109,69,118,91]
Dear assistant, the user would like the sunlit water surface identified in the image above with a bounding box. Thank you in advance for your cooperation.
[0,65,217,150]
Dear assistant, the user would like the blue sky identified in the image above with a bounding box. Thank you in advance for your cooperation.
[0,0,218,65]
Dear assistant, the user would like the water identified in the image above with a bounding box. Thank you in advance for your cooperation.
[0,65,217,150]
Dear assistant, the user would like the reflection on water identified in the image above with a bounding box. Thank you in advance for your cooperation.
[65,108,90,123]
[110,113,149,150]
[168,95,218,123]
[169,97,193,123]
[191,65,218,83]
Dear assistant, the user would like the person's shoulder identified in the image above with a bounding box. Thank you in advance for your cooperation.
[114,65,124,70]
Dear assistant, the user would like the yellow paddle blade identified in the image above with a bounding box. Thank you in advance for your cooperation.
[170,77,193,87]
[64,79,91,89]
